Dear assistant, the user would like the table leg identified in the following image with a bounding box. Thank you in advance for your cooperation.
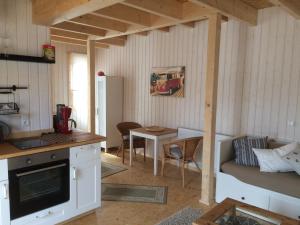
[154,137,159,176]
[129,132,133,166]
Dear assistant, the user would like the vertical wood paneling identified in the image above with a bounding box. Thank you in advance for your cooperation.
[95,19,245,135]
[51,7,300,142]
[241,7,300,141]
[0,0,52,133]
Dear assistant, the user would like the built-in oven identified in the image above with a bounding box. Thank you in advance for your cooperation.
[8,149,70,220]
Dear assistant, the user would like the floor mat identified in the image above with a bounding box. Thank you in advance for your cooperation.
[102,162,127,178]
[102,183,167,204]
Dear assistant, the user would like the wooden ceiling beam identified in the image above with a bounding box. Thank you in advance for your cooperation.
[95,43,111,49]
[52,22,107,37]
[114,35,128,40]
[93,3,155,27]
[96,2,211,40]
[51,36,86,46]
[182,21,196,28]
[71,14,129,32]
[50,28,88,40]
[122,0,183,20]
[51,36,109,49]
[96,38,126,46]
[158,27,170,32]
[32,0,124,25]
[269,0,300,19]
[190,0,258,25]
[136,31,149,36]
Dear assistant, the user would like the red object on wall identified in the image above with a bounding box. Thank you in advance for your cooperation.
[97,71,105,76]
[43,44,55,61]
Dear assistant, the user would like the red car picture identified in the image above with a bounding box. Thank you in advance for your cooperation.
[150,67,185,97]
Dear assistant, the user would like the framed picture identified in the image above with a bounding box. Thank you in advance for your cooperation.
[150,66,185,97]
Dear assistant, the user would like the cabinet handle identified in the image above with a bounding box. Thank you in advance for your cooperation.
[36,211,52,219]
[2,183,8,199]
[72,167,77,180]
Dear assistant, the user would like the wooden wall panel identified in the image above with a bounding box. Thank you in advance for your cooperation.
[95,21,247,135]
[240,7,300,141]
[53,7,300,142]
[0,0,52,133]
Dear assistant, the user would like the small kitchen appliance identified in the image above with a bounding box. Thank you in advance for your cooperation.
[54,104,77,134]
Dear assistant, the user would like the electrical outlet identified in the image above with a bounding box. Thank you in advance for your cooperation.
[21,114,30,128]
[287,120,296,127]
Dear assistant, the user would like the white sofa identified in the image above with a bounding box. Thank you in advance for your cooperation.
[215,137,300,220]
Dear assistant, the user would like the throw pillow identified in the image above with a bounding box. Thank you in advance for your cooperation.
[282,148,300,175]
[275,142,299,157]
[253,148,294,172]
[233,136,268,167]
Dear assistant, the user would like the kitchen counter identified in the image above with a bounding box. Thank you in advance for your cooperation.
[0,132,106,159]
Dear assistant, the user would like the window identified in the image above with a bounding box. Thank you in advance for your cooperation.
[69,53,89,131]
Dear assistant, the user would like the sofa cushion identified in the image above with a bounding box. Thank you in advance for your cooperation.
[221,160,300,198]
[282,148,300,175]
[253,148,294,172]
[276,142,299,157]
[233,136,268,167]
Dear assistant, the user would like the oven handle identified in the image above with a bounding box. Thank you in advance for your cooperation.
[2,183,8,199]
[16,163,67,177]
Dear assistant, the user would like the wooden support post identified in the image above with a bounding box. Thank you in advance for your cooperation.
[87,39,96,134]
[200,13,221,206]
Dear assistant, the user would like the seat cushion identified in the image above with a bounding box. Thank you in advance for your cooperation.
[169,145,183,159]
[221,160,300,198]
[282,148,300,175]
[233,136,268,167]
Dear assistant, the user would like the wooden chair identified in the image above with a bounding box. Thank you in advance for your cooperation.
[116,122,146,164]
[161,136,203,187]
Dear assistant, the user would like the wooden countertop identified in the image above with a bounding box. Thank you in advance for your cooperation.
[0,132,106,159]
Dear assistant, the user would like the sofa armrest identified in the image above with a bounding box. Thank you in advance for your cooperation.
[216,138,235,172]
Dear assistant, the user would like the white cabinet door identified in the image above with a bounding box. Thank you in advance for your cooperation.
[75,159,101,213]
[70,145,101,216]
[0,180,10,225]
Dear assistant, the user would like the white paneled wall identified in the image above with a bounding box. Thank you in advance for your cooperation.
[51,42,86,112]
[0,0,51,133]
[52,7,300,141]
[95,20,247,136]
[240,7,300,141]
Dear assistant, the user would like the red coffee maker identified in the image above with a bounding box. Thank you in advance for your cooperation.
[54,104,77,134]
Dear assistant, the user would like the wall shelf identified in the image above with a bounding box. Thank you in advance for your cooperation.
[0,53,55,64]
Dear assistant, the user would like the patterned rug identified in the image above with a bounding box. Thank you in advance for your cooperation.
[102,183,168,204]
[156,207,202,225]
[102,162,127,178]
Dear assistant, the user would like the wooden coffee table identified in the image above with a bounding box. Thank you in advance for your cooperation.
[193,198,299,225]
[129,127,177,176]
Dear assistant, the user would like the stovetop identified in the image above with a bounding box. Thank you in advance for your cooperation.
[9,133,76,150]
[10,138,50,150]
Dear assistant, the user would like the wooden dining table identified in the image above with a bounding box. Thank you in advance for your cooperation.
[129,127,177,176]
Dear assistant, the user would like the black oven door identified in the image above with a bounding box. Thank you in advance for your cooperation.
[9,159,70,220]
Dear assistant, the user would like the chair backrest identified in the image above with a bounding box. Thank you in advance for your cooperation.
[184,136,203,160]
[116,122,142,137]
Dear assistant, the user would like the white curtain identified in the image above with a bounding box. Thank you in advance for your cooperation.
[69,53,89,131]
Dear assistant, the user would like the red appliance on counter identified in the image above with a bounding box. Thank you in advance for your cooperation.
[53,104,77,134]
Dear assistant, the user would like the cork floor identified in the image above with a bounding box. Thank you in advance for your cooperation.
[66,153,209,225]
